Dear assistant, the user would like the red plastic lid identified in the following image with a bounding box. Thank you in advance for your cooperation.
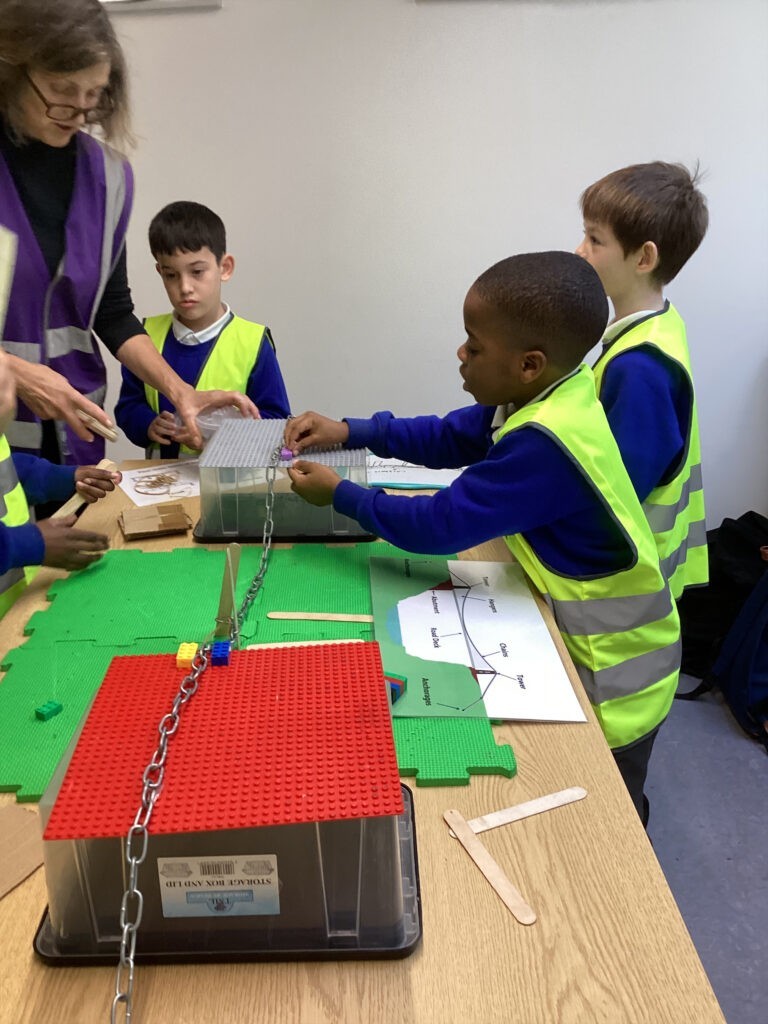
[44,643,403,840]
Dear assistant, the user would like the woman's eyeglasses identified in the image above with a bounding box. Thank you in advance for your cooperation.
[24,69,112,124]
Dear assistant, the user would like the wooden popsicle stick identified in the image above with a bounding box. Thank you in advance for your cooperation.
[50,459,118,520]
[450,787,588,838]
[444,809,536,926]
[75,409,118,442]
[266,611,374,623]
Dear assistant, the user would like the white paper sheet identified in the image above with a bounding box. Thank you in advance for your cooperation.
[366,455,462,489]
[396,560,586,722]
[118,460,200,507]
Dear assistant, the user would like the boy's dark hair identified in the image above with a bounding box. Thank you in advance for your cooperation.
[580,161,708,285]
[149,201,227,261]
[473,251,608,367]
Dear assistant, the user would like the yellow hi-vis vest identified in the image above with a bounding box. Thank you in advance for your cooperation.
[497,365,680,749]
[0,434,32,618]
[592,302,707,599]
[142,313,267,454]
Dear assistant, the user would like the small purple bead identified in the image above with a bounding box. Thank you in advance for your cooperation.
[280,447,293,461]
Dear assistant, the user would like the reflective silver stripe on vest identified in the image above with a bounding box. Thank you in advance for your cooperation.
[2,340,41,363]
[661,518,708,580]
[4,419,42,450]
[46,326,97,358]
[89,145,127,330]
[643,463,704,533]
[576,638,682,704]
[0,565,25,596]
[551,586,673,637]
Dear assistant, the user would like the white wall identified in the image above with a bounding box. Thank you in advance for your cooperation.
[107,0,768,528]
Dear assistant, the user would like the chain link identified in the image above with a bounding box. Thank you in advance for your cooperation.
[110,444,281,1022]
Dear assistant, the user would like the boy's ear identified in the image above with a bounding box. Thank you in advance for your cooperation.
[154,262,162,277]
[220,254,235,281]
[520,350,547,383]
[636,241,660,276]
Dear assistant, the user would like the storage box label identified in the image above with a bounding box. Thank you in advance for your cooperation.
[157,854,279,918]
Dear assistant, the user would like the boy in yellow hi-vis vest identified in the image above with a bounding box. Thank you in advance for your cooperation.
[115,201,290,458]
[576,162,709,600]
[0,347,119,619]
[283,251,681,823]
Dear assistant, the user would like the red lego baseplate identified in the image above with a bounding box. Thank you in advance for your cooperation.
[44,643,403,840]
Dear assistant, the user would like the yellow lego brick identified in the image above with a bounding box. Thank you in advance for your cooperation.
[176,642,198,669]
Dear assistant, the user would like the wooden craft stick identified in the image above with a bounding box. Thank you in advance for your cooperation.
[215,544,241,639]
[51,459,118,520]
[266,611,374,623]
[75,409,118,442]
[450,787,588,838]
[444,809,536,926]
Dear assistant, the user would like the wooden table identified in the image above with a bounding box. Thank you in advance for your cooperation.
[0,464,726,1024]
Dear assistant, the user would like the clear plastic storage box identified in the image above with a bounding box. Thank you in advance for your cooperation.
[35,645,421,964]
[195,419,371,540]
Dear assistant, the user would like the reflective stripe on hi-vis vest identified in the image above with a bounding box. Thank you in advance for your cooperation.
[143,313,267,454]
[592,302,707,599]
[0,435,32,618]
[496,365,680,749]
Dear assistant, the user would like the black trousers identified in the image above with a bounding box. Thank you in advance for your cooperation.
[611,724,661,826]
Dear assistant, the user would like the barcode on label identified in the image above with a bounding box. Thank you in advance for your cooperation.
[199,860,236,877]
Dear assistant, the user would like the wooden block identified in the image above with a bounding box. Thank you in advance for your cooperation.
[118,503,192,540]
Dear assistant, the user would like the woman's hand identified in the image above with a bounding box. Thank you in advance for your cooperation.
[172,386,259,449]
[6,355,113,441]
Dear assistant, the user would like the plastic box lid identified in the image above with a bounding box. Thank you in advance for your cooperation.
[44,643,403,841]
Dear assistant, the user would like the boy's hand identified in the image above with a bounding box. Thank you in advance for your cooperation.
[73,466,122,504]
[283,412,349,454]
[148,411,178,446]
[37,516,109,570]
[287,461,342,506]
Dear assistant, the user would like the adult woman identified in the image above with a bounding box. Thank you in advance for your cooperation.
[0,0,255,465]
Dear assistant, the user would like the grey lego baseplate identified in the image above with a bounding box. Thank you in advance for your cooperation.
[199,419,367,469]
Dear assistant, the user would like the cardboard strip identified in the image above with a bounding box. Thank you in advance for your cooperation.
[444,808,536,925]
[0,805,43,900]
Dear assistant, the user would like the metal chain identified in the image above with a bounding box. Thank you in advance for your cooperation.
[110,444,282,1022]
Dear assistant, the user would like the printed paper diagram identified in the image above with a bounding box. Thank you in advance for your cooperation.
[370,557,586,723]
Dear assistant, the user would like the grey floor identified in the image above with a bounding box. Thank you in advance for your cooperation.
[646,677,768,1024]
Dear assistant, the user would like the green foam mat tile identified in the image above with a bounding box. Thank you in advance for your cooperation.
[0,638,179,802]
[392,716,516,786]
[0,543,457,801]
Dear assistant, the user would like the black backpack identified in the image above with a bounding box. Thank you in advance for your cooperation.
[677,511,768,753]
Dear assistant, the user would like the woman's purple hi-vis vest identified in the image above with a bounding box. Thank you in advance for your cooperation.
[0,132,133,465]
